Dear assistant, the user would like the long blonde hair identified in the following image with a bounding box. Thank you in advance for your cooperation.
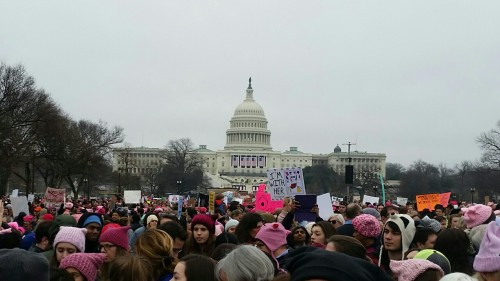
[135,229,174,279]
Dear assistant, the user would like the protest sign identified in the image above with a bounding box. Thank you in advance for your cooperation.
[397,197,408,206]
[416,193,440,211]
[362,195,379,205]
[177,196,183,218]
[27,194,35,203]
[209,192,215,213]
[267,167,306,200]
[44,187,65,207]
[317,193,334,221]
[439,192,451,207]
[255,184,282,213]
[124,190,141,204]
[168,195,181,207]
[267,169,286,200]
[11,196,29,217]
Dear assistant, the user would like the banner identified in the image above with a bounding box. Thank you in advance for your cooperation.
[362,195,379,205]
[416,193,440,211]
[124,190,142,204]
[44,187,65,207]
[267,167,306,200]
[317,193,334,221]
[439,192,451,207]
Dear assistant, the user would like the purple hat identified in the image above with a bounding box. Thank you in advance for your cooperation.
[473,218,500,273]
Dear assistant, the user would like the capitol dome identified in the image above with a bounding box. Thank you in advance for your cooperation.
[224,78,272,151]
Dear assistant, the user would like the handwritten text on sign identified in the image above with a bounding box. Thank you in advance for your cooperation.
[416,194,440,211]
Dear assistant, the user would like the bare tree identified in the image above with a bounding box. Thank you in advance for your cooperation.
[477,120,500,168]
[158,138,205,194]
[0,63,61,195]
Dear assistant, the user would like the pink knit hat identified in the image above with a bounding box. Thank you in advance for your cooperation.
[99,226,130,251]
[59,253,106,281]
[255,222,288,252]
[352,214,381,238]
[390,259,444,281]
[191,214,215,233]
[54,226,87,253]
[461,204,493,228]
[473,218,500,273]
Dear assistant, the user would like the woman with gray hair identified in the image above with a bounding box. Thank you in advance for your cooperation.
[215,245,275,281]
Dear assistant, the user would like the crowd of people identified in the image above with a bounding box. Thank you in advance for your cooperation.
[0,194,499,281]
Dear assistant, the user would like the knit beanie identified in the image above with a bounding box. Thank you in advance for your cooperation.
[0,248,49,281]
[417,216,442,233]
[146,214,158,225]
[287,246,393,281]
[468,224,487,252]
[379,214,416,265]
[59,253,106,281]
[414,249,451,274]
[440,273,478,281]
[362,207,381,220]
[461,204,493,229]
[53,226,87,253]
[225,219,239,232]
[48,215,78,241]
[41,214,54,221]
[473,218,500,273]
[99,226,130,251]
[352,214,381,238]
[23,215,34,222]
[255,223,288,253]
[82,215,103,227]
[390,259,444,281]
[101,223,120,235]
[191,214,215,233]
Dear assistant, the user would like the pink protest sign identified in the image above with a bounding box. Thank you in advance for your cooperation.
[439,192,451,207]
[44,187,65,207]
[255,184,282,213]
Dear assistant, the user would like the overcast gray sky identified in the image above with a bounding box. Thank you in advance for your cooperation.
[1,1,499,168]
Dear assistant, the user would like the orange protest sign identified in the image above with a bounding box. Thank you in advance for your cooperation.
[416,194,440,211]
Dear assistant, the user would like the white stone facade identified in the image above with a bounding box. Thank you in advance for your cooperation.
[112,79,386,193]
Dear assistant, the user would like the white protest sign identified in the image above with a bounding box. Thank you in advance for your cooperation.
[317,193,334,221]
[362,195,380,205]
[11,189,19,197]
[44,187,65,207]
[124,190,142,204]
[267,169,286,200]
[168,195,181,207]
[234,198,243,204]
[267,167,307,200]
[284,167,306,197]
[27,194,35,203]
[397,197,408,206]
[11,196,29,217]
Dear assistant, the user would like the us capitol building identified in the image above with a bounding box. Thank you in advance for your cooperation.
[112,79,387,193]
